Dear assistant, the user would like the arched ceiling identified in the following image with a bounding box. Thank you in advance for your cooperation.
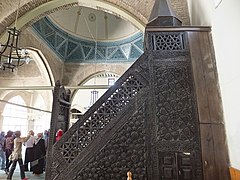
[32,6,144,63]
[48,6,140,42]
[0,0,190,42]
[0,0,148,41]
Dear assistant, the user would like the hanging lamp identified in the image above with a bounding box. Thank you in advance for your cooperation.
[0,0,30,72]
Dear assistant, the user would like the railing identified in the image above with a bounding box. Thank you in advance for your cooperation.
[45,54,149,179]
[127,171,132,180]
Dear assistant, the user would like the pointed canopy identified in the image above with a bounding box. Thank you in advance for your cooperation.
[147,0,182,27]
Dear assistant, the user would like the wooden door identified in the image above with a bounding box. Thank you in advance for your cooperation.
[159,152,194,180]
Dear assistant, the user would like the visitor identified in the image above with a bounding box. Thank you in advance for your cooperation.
[55,129,63,142]
[0,131,6,170]
[32,133,46,176]
[4,130,14,174]
[6,130,31,180]
[23,130,35,172]
[43,129,49,149]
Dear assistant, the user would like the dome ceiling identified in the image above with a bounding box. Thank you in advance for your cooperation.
[48,6,140,42]
[32,6,144,63]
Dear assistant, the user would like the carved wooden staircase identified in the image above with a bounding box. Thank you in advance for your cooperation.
[45,0,231,179]
[46,54,152,179]
[45,28,205,179]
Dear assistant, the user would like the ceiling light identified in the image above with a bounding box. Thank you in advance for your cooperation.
[0,0,30,72]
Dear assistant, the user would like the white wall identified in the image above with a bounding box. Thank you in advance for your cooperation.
[188,0,240,169]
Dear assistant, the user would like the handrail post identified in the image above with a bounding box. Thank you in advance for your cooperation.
[127,171,132,180]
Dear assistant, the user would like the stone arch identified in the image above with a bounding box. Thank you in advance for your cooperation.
[79,70,120,85]
[0,91,32,113]
[70,70,121,116]
[0,0,149,40]
[0,90,52,131]
[27,47,55,86]
[64,62,131,89]
[0,93,29,134]
[0,48,54,118]
[71,70,121,102]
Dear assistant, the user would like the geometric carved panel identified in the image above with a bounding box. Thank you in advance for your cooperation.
[152,33,185,51]
[154,59,203,179]
[73,105,147,180]
[154,64,198,144]
[46,28,206,180]
[58,75,145,164]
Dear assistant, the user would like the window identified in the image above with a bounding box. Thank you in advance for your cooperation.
[108,78,116,86]
[2,96,28,136]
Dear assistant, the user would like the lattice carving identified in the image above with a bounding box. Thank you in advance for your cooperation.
[58,75,145,164]
[45,28,205,179]
[48,157,61,180]
[153,63,203,179]
[73,106,147,180]
[154,65,198,143]
[152,33,184,51]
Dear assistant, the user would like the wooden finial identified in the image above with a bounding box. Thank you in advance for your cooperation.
[127,171,132,180]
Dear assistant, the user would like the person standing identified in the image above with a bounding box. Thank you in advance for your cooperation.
[0,131,6,170]
[43,129,49,150]
[32,133,46,176]
[7,130,31,180]
[55,129,63,142]
[23,130,35,172]
[4,131,14,174]
[42,129,49,171]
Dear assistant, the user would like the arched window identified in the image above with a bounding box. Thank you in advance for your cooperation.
[70,72,120,125]
[32,95,51,133]
[2,96,28,136]
[72,72,120,113]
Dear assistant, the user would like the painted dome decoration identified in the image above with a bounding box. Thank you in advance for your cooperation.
[32,7,144,63]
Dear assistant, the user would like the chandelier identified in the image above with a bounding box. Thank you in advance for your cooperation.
[0,0,30,72]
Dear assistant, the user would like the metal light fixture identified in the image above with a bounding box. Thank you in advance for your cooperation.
[84,89,99,110]
[83,9,100,111]
[0,0,30,72]
[89,90,99,106]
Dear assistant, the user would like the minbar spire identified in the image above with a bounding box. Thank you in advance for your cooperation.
[147,0,182,27]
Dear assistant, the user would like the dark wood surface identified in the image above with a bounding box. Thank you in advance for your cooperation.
[46,28,230,180]
[189,31,230,180]
[188,31,223,124]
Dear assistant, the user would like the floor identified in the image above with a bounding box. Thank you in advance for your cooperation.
[0,169,45,180]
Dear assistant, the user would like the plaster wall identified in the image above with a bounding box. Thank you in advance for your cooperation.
[188,0,240,169]
[21,28,63,83]
[63,63,131,86]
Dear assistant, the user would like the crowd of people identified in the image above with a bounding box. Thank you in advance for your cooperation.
[0,129,49,180]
